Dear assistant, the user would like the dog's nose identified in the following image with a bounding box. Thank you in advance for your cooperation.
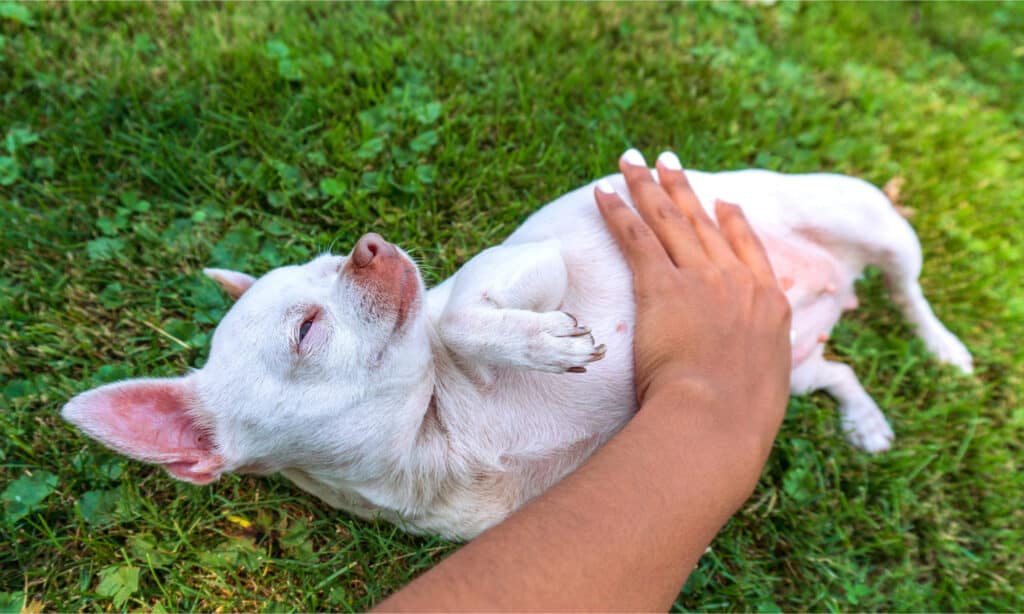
[351,233,397,268]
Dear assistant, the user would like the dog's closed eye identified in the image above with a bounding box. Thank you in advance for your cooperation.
[299,319,314,343]
[296,308,321,349]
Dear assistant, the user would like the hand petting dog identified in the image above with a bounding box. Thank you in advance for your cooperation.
[595,149,792,477]
[379,150,792,612]
[63,146,970,538]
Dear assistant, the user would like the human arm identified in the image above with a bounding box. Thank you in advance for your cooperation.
[376,149,792,612]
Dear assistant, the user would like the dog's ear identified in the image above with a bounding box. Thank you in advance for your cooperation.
[203,268,255,301]
[62,377,225,485]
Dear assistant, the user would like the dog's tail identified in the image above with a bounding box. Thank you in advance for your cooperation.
[883,176,915,219]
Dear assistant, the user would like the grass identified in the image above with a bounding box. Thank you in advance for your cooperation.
[1,1,1022,611]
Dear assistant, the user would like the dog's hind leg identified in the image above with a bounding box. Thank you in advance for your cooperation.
[869,226,974,374]
[783,174,973,374]
[791,352,895,453]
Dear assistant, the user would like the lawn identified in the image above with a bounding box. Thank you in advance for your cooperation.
[2,1,1022,611]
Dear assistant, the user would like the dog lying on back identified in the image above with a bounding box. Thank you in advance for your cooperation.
[63,162,972,539]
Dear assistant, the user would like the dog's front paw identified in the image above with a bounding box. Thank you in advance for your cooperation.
[525,311,606,374]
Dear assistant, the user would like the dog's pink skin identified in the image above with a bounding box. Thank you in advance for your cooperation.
[63,168,972,540]
[61,378,224,484]
[343,233,420,333]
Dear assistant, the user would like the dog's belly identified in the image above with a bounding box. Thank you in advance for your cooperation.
[505,170,863,376]
[761,235,859,366]
[428,169,879,534]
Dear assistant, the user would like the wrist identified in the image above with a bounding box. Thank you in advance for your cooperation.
[642,375,723,408]
[632,379,775,505]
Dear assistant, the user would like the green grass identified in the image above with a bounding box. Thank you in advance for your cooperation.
[2,1,1022,611]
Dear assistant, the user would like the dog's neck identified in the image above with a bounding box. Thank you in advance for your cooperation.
[415,324,469,454]
[353,324,468,513]
[296,320,503,525]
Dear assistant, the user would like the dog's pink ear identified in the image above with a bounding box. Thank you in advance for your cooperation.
[62,377,225,485]
[203,268,256,301]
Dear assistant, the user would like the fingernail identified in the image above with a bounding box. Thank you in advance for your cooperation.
[657,151,682,171]
[621,148,646,167]
[596,179,616,194]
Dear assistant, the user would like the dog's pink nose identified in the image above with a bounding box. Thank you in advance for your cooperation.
[351,233,397,268]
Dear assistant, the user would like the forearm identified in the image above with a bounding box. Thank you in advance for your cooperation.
[376,385,764,612]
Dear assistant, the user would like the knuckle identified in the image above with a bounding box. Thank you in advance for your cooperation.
[737,266,757,283]
[604,198,629,212]
[655,201,684,221]
[666,190,701,214]
[635,180,666,202]
[699,266,723,285]
[626,221,653,242]
[725,264,756,286]
[719,208,741,227]
[691,211,717,230]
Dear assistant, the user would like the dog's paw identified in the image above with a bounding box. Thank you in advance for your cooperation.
[841,400,894,454]
[524,311,606,374]
[925,329,974,375]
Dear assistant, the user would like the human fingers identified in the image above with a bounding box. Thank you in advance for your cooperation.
[616,149,708,269]
[652,151,714,225]
[654,151,741,268]
[714,199,778,286]
[593,179,674,277]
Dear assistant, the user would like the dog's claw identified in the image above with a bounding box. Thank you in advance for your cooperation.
[531,312,602,373]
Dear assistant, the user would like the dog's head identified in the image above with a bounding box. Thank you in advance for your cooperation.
[62,233,433,485]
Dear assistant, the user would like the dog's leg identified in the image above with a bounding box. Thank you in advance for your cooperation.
[438,239,604,377]
[874,241,974,374]
[791,355,895,453]
[780,174,973,374]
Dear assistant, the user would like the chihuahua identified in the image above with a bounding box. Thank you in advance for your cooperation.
[63,161,972,539]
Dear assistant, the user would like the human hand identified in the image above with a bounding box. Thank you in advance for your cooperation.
[376,151,794,612]
[595,149,792,472]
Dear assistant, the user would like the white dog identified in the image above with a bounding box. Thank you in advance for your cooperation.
[63,157,972,539]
